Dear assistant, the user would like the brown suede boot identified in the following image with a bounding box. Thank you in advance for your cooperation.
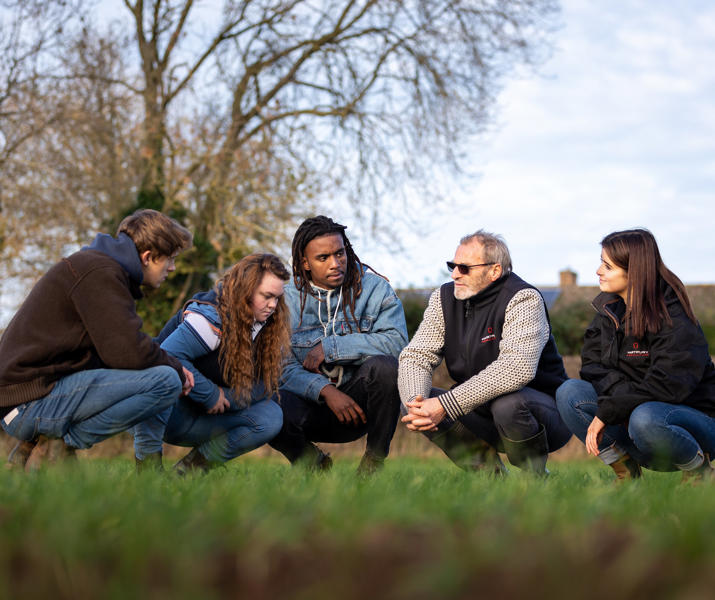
[6,439,38,471]
[25,436,77,471]
[609,454,642,481]
[681,453,714,485]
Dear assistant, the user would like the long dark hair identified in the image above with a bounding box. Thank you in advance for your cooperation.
[601,228,696,338]
[291,215,384,331]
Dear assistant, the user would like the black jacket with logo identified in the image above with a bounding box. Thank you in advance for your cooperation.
[580,286,715,425]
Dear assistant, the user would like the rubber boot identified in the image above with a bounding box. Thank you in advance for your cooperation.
[609,453,642,482]
[501,425,550,476]
[427,422,508,476]
[135,451,164,473]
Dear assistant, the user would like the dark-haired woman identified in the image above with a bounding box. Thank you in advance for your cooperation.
[133,254,291,473]
[556,229,715,481]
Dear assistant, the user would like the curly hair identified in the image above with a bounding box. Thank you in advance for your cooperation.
[291,215,385,332]
[216,254,291,405]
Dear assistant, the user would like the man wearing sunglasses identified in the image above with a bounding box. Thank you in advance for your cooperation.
[398,230,571,476]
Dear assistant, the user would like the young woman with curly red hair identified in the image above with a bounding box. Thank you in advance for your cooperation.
[133,253,291,473]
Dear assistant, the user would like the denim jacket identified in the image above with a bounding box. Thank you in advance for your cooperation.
[281,269,408,402]
[160,299,266,410]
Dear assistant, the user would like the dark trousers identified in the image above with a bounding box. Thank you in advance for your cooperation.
[270,355,401,461]
[434,386,572,452]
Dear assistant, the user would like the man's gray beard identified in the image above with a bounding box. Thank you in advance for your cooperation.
[453,287,477,301]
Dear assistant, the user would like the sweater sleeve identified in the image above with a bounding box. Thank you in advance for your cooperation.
[398,289,445,405]
[437,288,549,420]
[70,264,185,381]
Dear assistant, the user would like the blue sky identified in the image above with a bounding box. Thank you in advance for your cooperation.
[349,0,715,289]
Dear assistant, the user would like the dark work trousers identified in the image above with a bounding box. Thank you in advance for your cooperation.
[432,386,572,452]
[270,355,401,462]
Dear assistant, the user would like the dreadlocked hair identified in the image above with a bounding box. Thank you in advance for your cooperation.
[216,253,291,405]
[291,215,386,332]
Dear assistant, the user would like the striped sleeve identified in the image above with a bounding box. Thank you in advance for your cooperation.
[398,289,444,405]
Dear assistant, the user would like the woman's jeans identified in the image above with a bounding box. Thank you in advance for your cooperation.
[133,393,283,463]
[556,379,715,471]
[2,366,181,449]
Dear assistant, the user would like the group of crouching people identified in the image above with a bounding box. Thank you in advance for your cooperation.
[2,210,714,482]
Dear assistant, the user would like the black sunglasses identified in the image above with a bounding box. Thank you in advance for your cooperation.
[446,261,495,275]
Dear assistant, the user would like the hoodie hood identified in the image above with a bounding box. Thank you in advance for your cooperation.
[82,232,144,285]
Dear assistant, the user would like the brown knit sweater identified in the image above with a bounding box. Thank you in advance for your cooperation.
[0,248,184,414]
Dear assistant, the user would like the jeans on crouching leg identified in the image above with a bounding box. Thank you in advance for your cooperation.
[2,366,181,450]
[555,379,647,465]
[134,391,283,463]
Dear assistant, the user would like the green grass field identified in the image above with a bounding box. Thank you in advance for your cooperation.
[2,457,715,599]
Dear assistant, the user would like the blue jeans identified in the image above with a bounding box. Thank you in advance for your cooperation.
[1,367,181,449]
[556,379,715,471]
[133,393,283,463]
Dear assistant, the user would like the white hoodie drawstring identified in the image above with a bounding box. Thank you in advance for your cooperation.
[316,286,343,337]
[312,283,345,388]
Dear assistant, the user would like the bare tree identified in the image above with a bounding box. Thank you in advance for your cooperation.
[0,0,557,328]
[116,0,557,247]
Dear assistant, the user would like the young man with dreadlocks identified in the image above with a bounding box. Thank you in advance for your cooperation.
[269,215,408,475]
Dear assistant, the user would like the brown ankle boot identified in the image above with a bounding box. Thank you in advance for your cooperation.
[610,454,642,481]
[6,439,38,471]
[682,453,714,484]
[25,436,77,471]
